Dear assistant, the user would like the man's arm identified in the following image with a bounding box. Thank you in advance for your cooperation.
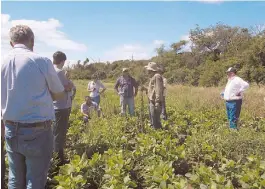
[58,70,73,92]
[114,78,120,93]
[87,81,93,92]
[81,105,89,117]
[43,58,65,100]
[154,75,164,104]
[99,81,106,94]
[238,78,250,93]
[133,78,139,96]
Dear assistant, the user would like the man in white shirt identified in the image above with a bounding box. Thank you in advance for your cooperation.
[87,74,106,117]
[222,67,249,129]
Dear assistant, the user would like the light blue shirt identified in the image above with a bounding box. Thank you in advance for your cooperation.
[1,44,64,123]
[53,67,72,110]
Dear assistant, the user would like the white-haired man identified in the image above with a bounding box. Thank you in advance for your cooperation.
[1,25,64,189]
[222,67,249,129]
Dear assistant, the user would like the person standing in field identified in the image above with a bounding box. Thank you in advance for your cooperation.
[221,67,249,130]
[52,51,74,165]
[65,71,76,129]
[80,96,99,124]
[159,66,168,120]
[87,73,106,117]
[114,68,138,116]
[1,25,64,189]
[65,71,76,112]
[145,62,164,129]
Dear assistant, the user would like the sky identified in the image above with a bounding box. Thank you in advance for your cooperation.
[1,1,265,65]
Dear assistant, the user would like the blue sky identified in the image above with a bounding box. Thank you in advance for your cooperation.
[1,1,265,64]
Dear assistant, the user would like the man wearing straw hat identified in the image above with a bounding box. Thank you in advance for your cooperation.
[114,68,138,116]
[145,62,164,129]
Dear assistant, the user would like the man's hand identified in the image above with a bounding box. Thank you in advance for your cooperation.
[155,102,161,112]
[64,82,73,92]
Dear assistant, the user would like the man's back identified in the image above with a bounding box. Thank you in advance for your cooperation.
[1,44,57,122]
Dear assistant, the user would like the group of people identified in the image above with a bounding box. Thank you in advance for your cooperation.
[82,62,168,129]
[113,63,168,129]
[0,24,253,189]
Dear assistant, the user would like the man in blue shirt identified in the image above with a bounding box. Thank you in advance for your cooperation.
[114,68,138,116]
[1,25,64,189]
[52,51,73,165]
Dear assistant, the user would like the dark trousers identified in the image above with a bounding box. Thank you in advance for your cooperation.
[161,96,167,120]
[226,99,242,129]
[149,101,162,129]
[53,108,70,162]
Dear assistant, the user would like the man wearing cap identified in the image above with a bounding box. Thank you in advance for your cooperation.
[222,67,249,129]
[159,66,168,120]
[145,62,164,129]
[114,68,138,116]
[1,25,64,189]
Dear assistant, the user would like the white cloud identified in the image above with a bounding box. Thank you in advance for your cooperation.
[153,40,165,47]
[180,34,192,52]
[102,39,165,62]
[180,35,190,41]
[1,14,88,60]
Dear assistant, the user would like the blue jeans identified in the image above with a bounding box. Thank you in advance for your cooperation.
[91,95,100,105]
[120,96,135,116]
[4,123,53,189]
[226,100,242,129]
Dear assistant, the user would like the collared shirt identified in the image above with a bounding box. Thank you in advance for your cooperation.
[224,76,249,101]
[1,44,64,123]
[114,76,138,98]
[53,67,72,110]
[148,73,164,103]
[87,80,106,98]
[81,102,98,115]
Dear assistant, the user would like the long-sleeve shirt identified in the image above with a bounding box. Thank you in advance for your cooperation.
[114,76,138,98]
[1,44,64,123]
[162,77,167,97]
[224,76,249,101]
[148,73,164,103]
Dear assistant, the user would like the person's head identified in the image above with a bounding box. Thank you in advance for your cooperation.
[226,67,237,78]
[53,51,67,68]
[92,73,98,81]
[9,25,34,51]
[85,96,92,104]
[122,68,130,77]
[144,62,160,77]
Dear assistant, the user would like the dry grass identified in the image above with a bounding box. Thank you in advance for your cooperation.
[73,80,265,118]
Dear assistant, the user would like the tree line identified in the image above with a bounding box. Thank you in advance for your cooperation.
[67,23,265,87]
